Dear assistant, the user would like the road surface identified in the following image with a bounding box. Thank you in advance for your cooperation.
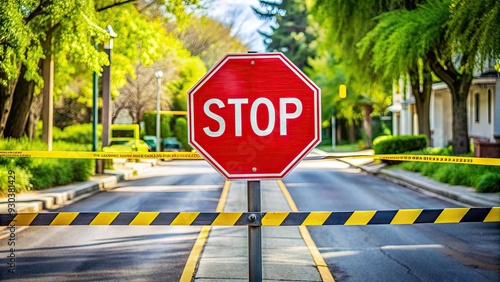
[1,159,498,281]
[285,160,500,281]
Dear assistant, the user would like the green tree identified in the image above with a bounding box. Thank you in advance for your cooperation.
[0,0,199,138]
[316,0,500,154]
[313,1,421,141]
[0,0,109,138]
[167,56,206,111]
[253,0,317,70]
[364,0,499,154]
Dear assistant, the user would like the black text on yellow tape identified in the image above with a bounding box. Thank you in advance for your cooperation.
[0,150,203,160]
[1,208,498,226]
[311,154,500,166]
[374,154,500,166]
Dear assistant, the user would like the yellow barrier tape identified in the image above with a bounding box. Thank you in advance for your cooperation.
[309,154,500,166]
[0,150,498,166]
[0,150,203,160]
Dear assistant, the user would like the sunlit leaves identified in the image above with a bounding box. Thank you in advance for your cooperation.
[357,0,450,80]
[447,0,500,71]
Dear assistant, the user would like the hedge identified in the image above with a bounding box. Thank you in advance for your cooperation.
[142,111,172,139]
[0,138,94,195]
[174,117,192,151]
[373,135,428,154]
[398,147,500,193]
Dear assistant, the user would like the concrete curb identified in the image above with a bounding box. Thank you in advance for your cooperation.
[0,163,152,214]
[350,160,499,208]
[376,168,499,207]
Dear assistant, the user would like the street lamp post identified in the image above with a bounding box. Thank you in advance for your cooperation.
[92,42,98,154]
[155,70,163,152]
[102,25,117,152]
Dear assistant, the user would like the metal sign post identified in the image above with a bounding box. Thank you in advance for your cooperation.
[248,180,262,281]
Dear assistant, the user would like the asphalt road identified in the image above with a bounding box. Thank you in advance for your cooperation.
[1,159,498,281]
[285,160,500,281]
[0,161,225,281]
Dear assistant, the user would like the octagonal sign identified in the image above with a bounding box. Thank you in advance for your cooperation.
[188,53,321,180]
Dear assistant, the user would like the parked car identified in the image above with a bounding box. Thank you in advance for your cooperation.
[143,135,159,151]
[163,137,183,152]
[103,140,150,152]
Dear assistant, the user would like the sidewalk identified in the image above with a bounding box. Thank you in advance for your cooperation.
[0,161,154,214]
[194,181,322,281]
[339,156,500,207]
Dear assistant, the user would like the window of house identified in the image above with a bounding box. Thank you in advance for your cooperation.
[475,93,480,123]
[488,89,492,124]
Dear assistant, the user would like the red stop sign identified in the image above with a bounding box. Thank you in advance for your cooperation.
[188,53,321,180]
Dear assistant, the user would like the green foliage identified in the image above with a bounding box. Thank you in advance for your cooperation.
[447,0,500,71]
[357,0,450,79]
[399,149,500,193]
[476,173,500,193]
[29,159,58,189]
[142,111,172,139]
[168,56,206,111]
[254,0,317,70]
[70,158,94,182]
[0,137,94,190]
[0,0,109,89]
[59,124,98,144]
[0,166,32,195]
[373,135,428,154]
[35,122,101,145]
[173,117,192,151]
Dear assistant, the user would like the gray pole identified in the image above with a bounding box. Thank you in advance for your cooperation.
[102,48,111,149]
[42,32,54,151]
[92,43,98,153]
[155,70,163,152]
[248,180,262,281]
[156,78,161,152]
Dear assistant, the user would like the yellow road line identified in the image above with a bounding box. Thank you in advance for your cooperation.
[180,181,231,282]
[276,180,335,282]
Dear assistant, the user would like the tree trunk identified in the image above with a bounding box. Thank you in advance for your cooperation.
[348,123,356,143]
[25,94,44,138]
[0,81,11,137]
[3,64,36,138]
[363,104,373,148]
[427,50,472,154]
[409,64,432,144]
[451,76,472,154]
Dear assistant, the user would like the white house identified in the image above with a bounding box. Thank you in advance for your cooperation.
[389,63,500,151]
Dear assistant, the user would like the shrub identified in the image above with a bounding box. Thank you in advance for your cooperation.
[476,173,500,193]
[0,138,94,190]
[0,166,32,195]
[433,164,454,183]
[29,159,57,189]
[398,147,500,193]
[60,123,101,144]
[142,111,172,138]
[174,117,192,151]
[70,159,94,181]
[373,135,428,154]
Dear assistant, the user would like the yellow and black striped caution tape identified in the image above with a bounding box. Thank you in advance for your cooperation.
[1,208,498,226]
[0,150,499,165]
[0,151,203,160]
